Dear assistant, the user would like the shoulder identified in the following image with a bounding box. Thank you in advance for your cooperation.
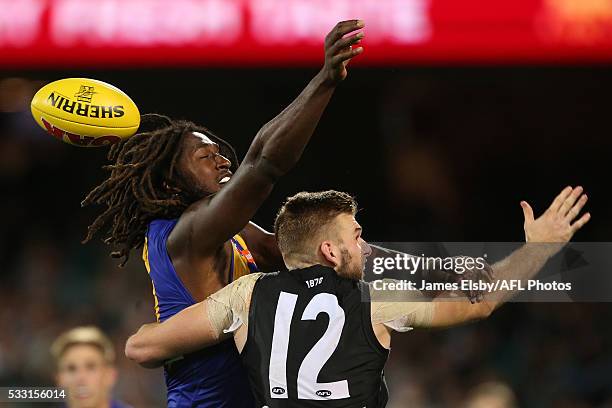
[233,272,265,294]
[144,218,178,257]
[210,273,264,309]
[233,233,249,248]
[208,273,264,328]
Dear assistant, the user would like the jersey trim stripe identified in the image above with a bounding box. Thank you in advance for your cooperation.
[142,237,161,322]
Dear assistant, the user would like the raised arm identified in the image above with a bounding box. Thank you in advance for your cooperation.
[427,186,590,327]
[372,186,591,339]
[173,20,365,255]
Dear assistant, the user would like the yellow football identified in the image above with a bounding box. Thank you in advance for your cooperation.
[31,78,140,147]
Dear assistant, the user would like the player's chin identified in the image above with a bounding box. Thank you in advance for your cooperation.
[207,179,229,192]
[207,184,225,194]
[69,388,97,406]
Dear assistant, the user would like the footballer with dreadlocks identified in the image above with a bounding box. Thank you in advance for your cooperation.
[82,20,366,408]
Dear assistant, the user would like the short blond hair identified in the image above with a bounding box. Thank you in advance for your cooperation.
[51,326,115,366]
[464,381,517,408]
[274,190,357,257]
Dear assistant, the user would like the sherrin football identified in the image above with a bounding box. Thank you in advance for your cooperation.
[31,78,140,147]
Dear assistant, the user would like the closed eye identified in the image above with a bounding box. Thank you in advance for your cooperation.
[198,145,220,160]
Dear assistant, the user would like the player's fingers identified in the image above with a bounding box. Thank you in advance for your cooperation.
[325,20,365,47]
[560,186,583,215]
[565,194,588,222]
[549,186,573,213]
[521,201,535,224]
[570,212,591,234]
[331,46,363,66]
[328,32,364,56]
[558,186,583,216]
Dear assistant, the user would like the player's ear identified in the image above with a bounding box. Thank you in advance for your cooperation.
[320,241,340,267]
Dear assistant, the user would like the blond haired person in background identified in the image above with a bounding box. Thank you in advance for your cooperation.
[52,326,131,408]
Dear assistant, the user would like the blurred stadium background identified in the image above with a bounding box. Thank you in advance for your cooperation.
[1,0,612,406]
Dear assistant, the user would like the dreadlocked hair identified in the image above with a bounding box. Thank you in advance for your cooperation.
[82,113,239,266]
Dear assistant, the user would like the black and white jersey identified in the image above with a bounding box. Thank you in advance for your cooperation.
[242,265,389,408]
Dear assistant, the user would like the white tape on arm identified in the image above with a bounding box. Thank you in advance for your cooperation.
[207,273,264,336]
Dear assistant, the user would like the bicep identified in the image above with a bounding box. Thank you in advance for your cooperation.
[369,275,492,331]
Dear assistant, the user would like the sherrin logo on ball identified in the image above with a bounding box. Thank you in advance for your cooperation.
[31,78,140,147]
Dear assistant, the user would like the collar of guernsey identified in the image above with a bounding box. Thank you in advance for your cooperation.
[142,219,258,322]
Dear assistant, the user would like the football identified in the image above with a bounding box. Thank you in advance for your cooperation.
[30,78,140,147]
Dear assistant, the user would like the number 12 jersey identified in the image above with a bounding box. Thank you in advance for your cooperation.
[241,265,390,407]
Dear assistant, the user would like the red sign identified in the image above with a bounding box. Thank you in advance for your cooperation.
[2,0,612,67]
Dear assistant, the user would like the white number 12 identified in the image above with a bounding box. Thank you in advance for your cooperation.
[268,291,350,400]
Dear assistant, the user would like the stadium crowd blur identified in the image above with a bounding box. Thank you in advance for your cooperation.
[1,68,611,407]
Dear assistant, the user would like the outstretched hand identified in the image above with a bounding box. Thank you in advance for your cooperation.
[521,186,591,242]
[320,20,365,85]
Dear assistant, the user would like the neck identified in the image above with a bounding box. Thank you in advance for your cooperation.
[286,260,319,270]
[68,397,111,408]
[98,398,112,408]
[285,258,336,272]
[284,250,339,272]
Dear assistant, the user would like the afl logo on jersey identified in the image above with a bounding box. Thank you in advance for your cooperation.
[271,387,286,395]
[316,390,332,397]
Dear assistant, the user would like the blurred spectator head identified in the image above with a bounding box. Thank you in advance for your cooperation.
[463,381,518,408]
[51,326,117,408]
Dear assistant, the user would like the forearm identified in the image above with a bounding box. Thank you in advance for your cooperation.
[125,302,223,367]
[422,186,589,327]
[483,185,590,310]
[423,245,560,327]
[125,324,167,368]
[484,243,562,311]
[250,71,335,176]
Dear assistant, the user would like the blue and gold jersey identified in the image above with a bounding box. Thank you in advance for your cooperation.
[143,218,256,408]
